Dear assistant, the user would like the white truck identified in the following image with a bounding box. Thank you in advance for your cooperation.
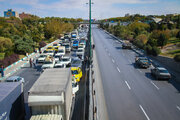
[28,68,73,120]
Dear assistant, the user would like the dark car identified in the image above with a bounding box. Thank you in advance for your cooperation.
[71,58,82,68]
[151,67,171,80]
[135,57,151,68]
[122,43,132,49]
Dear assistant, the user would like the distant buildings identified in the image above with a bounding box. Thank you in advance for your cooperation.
[19,12,32,19]
[4,9,19,18]
[4,9,34,19]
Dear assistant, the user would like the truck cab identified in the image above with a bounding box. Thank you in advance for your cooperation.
[71,67,82,82]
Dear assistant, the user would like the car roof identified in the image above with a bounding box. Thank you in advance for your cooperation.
[7,76,20,80]
[157,67,167,70]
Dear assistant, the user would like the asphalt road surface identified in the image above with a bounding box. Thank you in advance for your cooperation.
[92,26,180,120]
[10,63,42,120]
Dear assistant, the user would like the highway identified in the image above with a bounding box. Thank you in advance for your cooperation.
[92,26,180,120]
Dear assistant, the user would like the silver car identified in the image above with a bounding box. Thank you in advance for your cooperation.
[6,76,25,83]
[151,67,171,80]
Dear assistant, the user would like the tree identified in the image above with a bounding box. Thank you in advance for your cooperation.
[152,46,161,56]
[0,37,13,52]
[176,31,180,39]
[136,34,148,44]
[150,22,157,31]
[145,44,152,55]
[158,33,168,48]
[14,35,34,54]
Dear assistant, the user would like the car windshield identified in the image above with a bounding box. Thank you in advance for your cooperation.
[54,65,64,68]
[159,69,169,73]
[47,47,53,49]
[58,50,64,53]
[44,61,53,64]
[65,45,69,48]
[55,56,60,58]
[43,51,48,53]
[39,55,46,57]
[47,51,53,53]
[140,60,149,63]
[72,60,81,64]
[53,44,57,46]
[73,41,79,44]
[72,70,78,74]
[77,49,83,52]
[62,58,69,61]
[71,54,77,57]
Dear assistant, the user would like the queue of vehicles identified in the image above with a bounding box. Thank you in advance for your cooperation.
[0,27,88,120]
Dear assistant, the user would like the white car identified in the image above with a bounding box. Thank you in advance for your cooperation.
[72,77,79,96]
[37,54,47,64]
[44,50,54,56]
[54,55,61,62]
[41,59,55,69]
[54,61,66,68]
[60,56,71,67]
[6,76,25,83]
[76,48,84,56]
[56,49,65,56]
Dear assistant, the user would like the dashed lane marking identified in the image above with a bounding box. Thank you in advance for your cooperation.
[139,105,150,120]
[125,81,131,90]
[117,67,121,73]
[150,81,160,90]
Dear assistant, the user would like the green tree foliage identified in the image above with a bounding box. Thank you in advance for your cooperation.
[136,34,148,44]
[14,35,34,54]
[152,46,161,56]
[128,22,150,36]
[176,31,180,39]
[0,37,13,52]
[149,22,158,31]
[158,33,168,48]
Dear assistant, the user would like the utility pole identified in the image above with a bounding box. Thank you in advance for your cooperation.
[89,0,92,63]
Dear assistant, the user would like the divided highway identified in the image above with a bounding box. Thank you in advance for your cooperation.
[92,26,180,120]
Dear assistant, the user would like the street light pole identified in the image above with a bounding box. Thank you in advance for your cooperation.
[89,0,92,63]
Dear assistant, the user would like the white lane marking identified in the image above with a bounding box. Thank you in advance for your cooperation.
[128,59,131,63]
[150,81,160,90]
[125,81,131,90]
[138,69,142,73]
[117,67,121,73]
[112,59,115,63]
[177,106,180,111]
[139,105,150,120]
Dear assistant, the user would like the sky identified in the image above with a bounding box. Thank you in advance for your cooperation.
[0,0,180,19]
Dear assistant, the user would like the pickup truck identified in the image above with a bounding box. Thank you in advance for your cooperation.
[122,43,132,49]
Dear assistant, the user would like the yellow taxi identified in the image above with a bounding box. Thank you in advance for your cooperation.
[54,46,59,52]
[46,46,54,51]
[71,67,82,82]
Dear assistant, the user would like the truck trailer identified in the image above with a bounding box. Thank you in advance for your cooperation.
[0,82,25,120]
[28,68,73,120]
